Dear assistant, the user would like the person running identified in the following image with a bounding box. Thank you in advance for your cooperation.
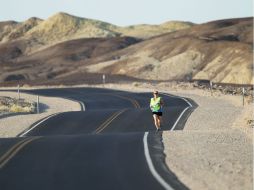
[150,90,164,131]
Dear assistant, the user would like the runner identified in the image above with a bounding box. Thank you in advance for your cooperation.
[150,90,164,131]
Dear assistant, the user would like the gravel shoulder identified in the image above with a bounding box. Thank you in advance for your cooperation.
[162,90,253,190]
[0,91,81,137]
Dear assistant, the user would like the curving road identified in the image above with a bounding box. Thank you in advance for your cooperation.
[0,88,195,190]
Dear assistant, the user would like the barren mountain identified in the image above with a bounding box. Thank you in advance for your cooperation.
[115,21,193,39]
[24,13,121,45]
[4,17,42,42]
[0,12,193,54]
[85,17,253,85]
[0,16,252,86]
[0,21,18,42]
[0,37,141,84]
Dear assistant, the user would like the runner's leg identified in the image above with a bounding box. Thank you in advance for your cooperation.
[153,114,159,129]
[158,116,162,128]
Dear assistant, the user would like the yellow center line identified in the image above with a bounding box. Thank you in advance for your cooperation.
[95,109,126,134]
[0,139,28,164]
[94,111,121,133]
[63,90,141,109]
[0,137,41,169]
[111,94,141,109]
[132,99,141,109]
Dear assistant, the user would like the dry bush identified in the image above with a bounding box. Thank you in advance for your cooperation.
[0,96,35,113]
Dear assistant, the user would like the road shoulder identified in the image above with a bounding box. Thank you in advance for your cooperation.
[0,91,81,138]
[162,91,253,190]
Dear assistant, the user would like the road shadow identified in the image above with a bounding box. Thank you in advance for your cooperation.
[150,132,190,190]
[37,102,50,113]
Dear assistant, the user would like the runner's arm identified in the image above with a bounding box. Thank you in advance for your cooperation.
[160,98,164,107]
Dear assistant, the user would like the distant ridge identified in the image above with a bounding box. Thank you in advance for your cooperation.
[4,17,43,42]
[115,21,193,39]
[0,14,252,85]
[0,21,18,42]
[0,12,194,50]
[24,12,120,44]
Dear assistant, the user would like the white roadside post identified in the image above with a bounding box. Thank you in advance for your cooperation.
[37,95,40,114]
[210,81,213,96]
[242,87,245,107]
[102,74,106,86]
[18,84,20,100]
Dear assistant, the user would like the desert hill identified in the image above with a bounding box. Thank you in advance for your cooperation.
[0,37,140,84]
[85,17,253,84]
[4,17,43,42]
[0,16,252,86]
[23,13,121,45]
[0,21,18,42]
[0,12,193,54]
[114,21,193,39]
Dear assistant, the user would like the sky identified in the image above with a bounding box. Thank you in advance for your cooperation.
[0,0,252,26]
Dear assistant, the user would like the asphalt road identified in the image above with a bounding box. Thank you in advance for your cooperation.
[0,88,195,190]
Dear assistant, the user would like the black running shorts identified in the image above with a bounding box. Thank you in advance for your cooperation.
[152,112,162,116]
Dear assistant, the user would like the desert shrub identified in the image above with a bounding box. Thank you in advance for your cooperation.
[0,96,36,113]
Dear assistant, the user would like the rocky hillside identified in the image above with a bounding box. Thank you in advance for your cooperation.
[3,17,42,42]
[0,16,252,86]
[23,13,120,45]
[0,37,141,84]
[0,21,18,42]
[115,21,193,39]
[85,17,253,84]
[0,12,193,53]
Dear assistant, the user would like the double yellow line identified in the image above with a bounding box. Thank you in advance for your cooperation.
[65,90,141,109]
[94,109,126,134]
[94,94,139,133]
[111,94,141,109]
[0,137,41,169]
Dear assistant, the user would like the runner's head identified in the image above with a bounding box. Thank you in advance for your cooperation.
[153,90,158,97]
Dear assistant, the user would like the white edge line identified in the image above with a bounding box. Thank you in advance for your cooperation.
[81,102,86,111]
[19,113,59,137]
[170,107,189,131]
[143,132,174,190]
[78,101,86,111]
[142,92,193,189]
[19,97,85,137]
[64,97,86,111]
[161,93,193,130]
[161,93,192,107]
[181,97,192,107]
